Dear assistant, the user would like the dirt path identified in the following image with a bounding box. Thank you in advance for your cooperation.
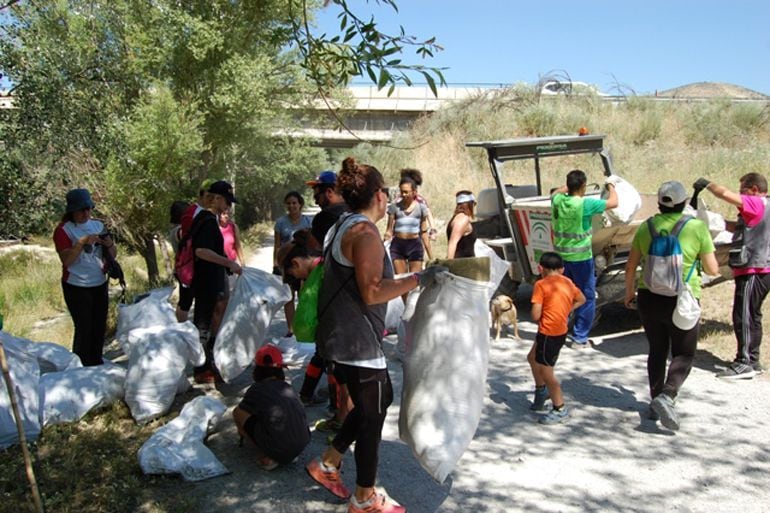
[153,242,770,513]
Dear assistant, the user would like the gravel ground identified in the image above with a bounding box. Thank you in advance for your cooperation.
[152,243,770,513]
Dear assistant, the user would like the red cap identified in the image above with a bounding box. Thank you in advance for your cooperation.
[254,343,285,368]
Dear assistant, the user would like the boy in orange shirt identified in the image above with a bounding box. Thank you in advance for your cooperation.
[528,252,586,424]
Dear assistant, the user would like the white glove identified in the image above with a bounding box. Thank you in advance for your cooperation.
[604,175,623,185]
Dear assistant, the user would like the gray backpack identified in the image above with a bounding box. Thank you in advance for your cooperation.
[643,216,693,296]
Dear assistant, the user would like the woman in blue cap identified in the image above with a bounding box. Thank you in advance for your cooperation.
[53,188,116,366]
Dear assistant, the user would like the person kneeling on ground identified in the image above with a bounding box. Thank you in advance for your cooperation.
[232,344,311,470]
[528,252,586,425]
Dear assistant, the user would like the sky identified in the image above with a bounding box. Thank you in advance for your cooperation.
[313,0,770,96]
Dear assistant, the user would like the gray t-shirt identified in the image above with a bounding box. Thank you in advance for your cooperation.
[388,200,429,235]
[274,214,312,244]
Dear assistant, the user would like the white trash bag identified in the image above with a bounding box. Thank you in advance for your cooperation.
[384,296,405,332]
[273,335,316,367]
[0,343,41,449]
[399,271,490,483]
[115,287,177,344]
[0,331,81,373]
[603,175,642,225]
[474,241,510,301]
[214,267,291,382]
[39,363,126,427]
[123,322,204,423]
[138,396,229,481]
[394,288,421,363]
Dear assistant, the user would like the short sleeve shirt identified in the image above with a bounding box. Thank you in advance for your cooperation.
[53,219,107,286]
[191,210,226,291]
[311,203,349,248]
[631,213,715,298]
[274,214,312,245]
[580,197,607,231]
[531,273,582,336]
[387,200,429,235]
[238,379,311,463]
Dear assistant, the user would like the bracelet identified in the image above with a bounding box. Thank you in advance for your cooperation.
[411,273,420,285]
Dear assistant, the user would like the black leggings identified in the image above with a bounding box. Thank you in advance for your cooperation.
[62,281,108,366]
[331,364,393,488]
[637,289,699,399]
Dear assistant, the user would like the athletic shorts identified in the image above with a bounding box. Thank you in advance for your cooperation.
[389,237,424,262]
[534,332,567,367]
[178,280,194,311]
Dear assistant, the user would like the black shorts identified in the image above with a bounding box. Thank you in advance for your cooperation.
[390,237,424,262]
[534,332,566,367]
[177,280,194,311]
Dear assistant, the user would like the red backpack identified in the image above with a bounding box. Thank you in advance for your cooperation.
[174,215,204,287]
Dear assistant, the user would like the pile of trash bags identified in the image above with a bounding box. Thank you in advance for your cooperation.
[1,267,291,481]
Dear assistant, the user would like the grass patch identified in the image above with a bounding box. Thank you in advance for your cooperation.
[0,402,196,513]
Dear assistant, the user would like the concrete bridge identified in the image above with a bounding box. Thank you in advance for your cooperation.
[288,85,496,148]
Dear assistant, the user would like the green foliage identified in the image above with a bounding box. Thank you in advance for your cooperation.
[519,104,558,136]
[632,109,663,146]
[293,0,446,95]
[102,85,205,249]
[680,99,767,146]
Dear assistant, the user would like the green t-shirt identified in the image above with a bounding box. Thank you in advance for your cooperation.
[631,213,716,298]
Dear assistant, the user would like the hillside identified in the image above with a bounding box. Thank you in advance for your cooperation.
[657,81,768,99]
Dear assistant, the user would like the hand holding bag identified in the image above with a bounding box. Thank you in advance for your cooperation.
[672,262,700,330]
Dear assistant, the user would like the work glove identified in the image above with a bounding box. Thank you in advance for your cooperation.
[417,265,448,287]
[604,175,622,186]
[693,178,711,192]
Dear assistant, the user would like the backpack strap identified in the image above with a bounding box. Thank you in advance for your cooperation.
[646,217,658,238]
[671,215,693,237]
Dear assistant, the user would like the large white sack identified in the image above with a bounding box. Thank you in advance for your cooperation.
[123,322,204,423]
[0,331,81,373]
[214,267,291,382]
[138,395,228,481]
[273,335,316,367]
[399,272,490,483]
[39,363,126,427]
[115,287,177,345]
[603,175,642,225]
[0,343,41,448]
[474,241,510,300]
[395,288,421,363]
[385,296,405,332]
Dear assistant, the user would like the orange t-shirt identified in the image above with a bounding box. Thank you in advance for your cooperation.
[531,273,582,336]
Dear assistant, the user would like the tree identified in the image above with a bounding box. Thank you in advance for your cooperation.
[0,0,444,282]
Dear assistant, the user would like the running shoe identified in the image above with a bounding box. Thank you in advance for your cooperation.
[306,458,350,499]
[650,394,679,431]
[529,386,550,412]
[348,492,406,513]
[717,362,757,380]
[538,406,569,425]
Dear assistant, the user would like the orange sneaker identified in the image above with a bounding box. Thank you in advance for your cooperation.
[348,492,406,513]
[306,458,350,499]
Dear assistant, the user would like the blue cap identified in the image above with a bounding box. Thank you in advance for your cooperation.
[306,170,336,187]
[65,188,95,213]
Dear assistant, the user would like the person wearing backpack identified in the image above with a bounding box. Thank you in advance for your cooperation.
[551,169,618,347]
[694,173,770,379]
[623,181,719,431]
[191,180,242,383]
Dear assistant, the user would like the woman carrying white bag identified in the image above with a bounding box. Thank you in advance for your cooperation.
[623,181,719,432]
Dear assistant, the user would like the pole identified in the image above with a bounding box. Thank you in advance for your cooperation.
[0,341,45,513]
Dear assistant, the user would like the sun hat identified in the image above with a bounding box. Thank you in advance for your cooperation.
[65,188,95,213]
[254,343,285,368]
[208,180,237,204]
[306,171,337,187]
[658,181,688,207]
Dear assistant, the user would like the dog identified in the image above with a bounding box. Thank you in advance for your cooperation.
[490,294,519,340]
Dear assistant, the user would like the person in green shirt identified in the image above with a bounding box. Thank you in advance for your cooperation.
[551,169,618,346]
[623,181,719,431]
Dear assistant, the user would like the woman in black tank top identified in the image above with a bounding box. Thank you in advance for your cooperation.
[447,190,477,258]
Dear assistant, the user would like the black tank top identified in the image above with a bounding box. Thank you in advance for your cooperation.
[447,216,476,258]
